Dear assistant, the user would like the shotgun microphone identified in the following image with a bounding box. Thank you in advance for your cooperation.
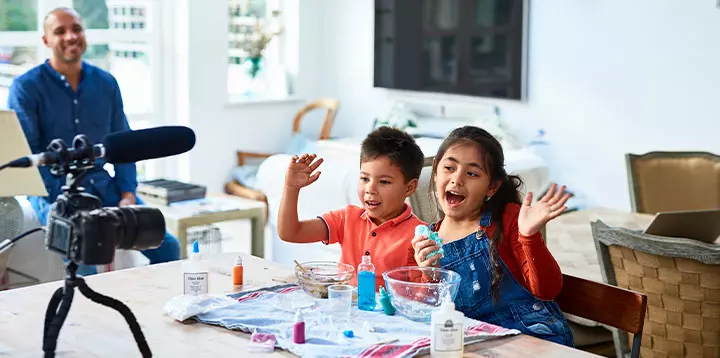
[2,126,196,169]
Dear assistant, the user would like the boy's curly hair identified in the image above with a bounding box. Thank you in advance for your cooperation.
[360,126,425,183]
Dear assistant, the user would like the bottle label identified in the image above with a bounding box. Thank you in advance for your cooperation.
[433,319,463,352]
[184,272,208,295]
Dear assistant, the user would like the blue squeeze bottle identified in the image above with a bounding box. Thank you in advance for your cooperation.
[357,252,377,311]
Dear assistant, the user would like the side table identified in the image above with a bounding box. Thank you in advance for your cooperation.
[140,194,267,259]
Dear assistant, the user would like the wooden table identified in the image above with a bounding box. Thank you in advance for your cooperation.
[0,253,600,357]
[141,194,266,259]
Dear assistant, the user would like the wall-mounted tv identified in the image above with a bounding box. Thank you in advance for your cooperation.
[374,0,528,101]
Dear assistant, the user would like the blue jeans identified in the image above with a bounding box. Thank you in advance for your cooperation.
[29,195,181,276]
[434,205,574,347]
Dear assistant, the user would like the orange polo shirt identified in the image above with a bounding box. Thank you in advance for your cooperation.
[320,204,424,290]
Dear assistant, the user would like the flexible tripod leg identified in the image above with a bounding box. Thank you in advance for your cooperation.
[75,278,152,358]
[42,276,76,358]
[43,287,64,339]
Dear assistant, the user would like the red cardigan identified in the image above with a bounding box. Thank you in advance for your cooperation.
[438,203,563,300]
[491,203,562,299]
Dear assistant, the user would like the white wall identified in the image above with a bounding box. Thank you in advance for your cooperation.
[322,0,720,211]
[172,0,337,193]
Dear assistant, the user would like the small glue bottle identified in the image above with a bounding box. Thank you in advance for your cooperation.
[232,255,244,286]
[293,310,305,344]
[182,241,208,295]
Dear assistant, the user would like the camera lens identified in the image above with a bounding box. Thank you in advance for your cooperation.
[106,207,166,250]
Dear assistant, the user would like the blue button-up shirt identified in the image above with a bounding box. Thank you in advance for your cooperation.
[8,60,137,211]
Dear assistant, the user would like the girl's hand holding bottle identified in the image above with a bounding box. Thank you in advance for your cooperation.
[412,234,441,267]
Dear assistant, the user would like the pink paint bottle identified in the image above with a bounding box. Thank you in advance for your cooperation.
[293,310,305,344]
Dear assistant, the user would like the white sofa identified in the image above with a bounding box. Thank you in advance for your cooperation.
[255,137,551,267]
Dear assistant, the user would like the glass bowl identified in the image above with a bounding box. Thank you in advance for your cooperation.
[294,261,355,299]
[382,266,461,321]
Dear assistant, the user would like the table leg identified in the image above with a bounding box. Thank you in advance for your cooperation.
[250,214,265,258]
[176,223,188,259]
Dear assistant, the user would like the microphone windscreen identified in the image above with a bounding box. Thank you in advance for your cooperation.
[102,126,196,164]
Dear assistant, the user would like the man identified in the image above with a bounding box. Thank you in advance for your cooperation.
[8,7,180,274]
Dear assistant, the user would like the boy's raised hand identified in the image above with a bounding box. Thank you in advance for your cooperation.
[285,153,324,189]
[518,183,571,237]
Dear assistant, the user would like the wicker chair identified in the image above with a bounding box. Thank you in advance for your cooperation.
[592,220,720,358]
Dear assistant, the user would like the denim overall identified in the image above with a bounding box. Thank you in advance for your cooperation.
[434,206,574,347]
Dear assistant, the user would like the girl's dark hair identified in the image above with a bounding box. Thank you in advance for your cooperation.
[430,126,523,305]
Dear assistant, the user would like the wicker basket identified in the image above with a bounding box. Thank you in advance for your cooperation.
[592,220,720,358]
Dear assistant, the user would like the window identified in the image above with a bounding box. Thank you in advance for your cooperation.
[72,0,157,117]
[0,0,39,109]
[0,1,39,32]
[227,0,290,99]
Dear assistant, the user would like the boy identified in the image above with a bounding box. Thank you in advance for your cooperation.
[278,126,426,289]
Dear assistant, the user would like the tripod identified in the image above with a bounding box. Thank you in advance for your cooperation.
[42,262,152,358]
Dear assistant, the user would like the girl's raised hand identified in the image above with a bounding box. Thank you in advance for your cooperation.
[518,183,571,237]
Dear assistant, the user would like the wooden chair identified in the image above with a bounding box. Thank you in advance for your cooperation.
[626,151,720,214]
[555,273,648,358]
[224,98,340,203]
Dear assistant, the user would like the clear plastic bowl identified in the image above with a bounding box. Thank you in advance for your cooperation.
[382,266,461,321]
[294,261,355,299]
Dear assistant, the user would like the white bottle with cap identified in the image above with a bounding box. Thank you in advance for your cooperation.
[430,293,464,357]
[182,240,208,295]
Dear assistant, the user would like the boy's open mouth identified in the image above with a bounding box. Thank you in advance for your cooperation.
[445,191,466,206]
[365,200,381,209]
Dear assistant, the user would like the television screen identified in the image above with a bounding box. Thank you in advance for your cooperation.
[374,0,528,100]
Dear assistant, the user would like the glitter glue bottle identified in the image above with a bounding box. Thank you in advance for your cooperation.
[293,310,305,344]
[232,255,244,285]
[379,286,396,315]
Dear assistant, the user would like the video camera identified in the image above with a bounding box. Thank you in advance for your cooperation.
[45,190,166,266]
[42,134,167,266]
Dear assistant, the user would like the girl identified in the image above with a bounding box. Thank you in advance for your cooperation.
[412,126,574,347]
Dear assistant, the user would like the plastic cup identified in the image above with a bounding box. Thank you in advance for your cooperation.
[328,284,353,316]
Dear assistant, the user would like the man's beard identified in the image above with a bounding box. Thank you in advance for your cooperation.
[56,46,84,64]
